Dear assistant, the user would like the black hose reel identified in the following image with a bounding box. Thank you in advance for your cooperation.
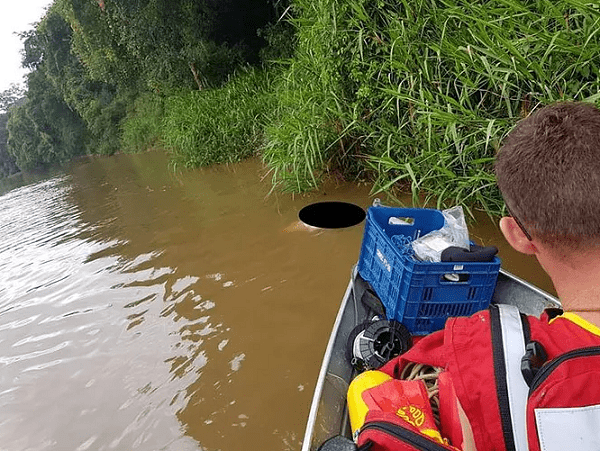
[347,319,412,371]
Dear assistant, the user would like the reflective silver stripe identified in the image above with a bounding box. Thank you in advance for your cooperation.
[498,304,530,451]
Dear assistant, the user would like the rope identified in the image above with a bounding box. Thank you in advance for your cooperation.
[400,363,444,428]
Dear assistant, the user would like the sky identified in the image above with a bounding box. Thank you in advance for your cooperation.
[0,0,54,93]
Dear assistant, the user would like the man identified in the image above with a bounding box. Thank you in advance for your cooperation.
[496,101,600,329]
[380,101,600,451]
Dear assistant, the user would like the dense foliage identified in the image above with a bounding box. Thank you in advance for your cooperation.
[5,0,600,214]
[162,69,277,168]
[5,0,282,171]
[264,0,600,213]
[0,85,24,177]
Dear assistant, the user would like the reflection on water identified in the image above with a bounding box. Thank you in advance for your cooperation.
[0,151,555,451]
[0,152,373,451]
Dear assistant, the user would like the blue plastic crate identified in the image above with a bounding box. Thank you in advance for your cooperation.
[357,206,501,335]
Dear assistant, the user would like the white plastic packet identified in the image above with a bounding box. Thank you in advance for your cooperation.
[411,206,470,262]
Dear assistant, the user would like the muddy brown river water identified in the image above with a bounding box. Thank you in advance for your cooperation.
[0,151,554,451]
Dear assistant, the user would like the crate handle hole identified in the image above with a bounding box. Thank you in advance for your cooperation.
[389,216,415,226]
[442,273,470,283]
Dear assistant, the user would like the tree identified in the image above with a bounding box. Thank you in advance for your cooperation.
[0,84,25,114]
[0,113,20,177]
[7,68,87,170]
[0,85,25,177]
[57,0,275,92]
[6,0,286,171]
[102,0,242,91]
[209,0,278,64]
[7,9,88,170]
[19,5,125,157]
[55,0,141,89]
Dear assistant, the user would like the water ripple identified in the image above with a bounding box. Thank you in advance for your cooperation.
[0,175,221,451]
[0,341,71,366]
[0,155,345,451]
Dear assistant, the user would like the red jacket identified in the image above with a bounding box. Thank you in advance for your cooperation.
[379,309,600,451]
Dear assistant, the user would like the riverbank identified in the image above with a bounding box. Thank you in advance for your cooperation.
[4,0,600,217]
[120,0,600,218]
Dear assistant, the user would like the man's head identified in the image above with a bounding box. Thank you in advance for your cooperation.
[495,101,600,253]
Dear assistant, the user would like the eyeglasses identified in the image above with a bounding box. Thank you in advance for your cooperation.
[505,205,533,241]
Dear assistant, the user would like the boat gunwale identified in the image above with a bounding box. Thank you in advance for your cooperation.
[498,268,560,308]
[301,270,356,451]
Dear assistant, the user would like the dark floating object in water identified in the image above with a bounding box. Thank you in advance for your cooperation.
[298,201,366,229]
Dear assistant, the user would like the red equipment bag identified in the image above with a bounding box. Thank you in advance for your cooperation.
[377,303,600,451]
[488,304,600,451]
[353,377,460,451]
[525,347,600,451]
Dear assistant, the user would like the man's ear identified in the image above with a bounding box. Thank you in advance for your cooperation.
[499,217,538,255]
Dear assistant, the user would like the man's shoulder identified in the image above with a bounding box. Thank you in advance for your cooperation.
[528,309,600,358]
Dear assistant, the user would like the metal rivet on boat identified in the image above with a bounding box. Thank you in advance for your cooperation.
[298,201,366,229]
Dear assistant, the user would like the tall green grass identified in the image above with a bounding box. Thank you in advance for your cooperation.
[162,68,277,168]
[121,93,166,153]
[263,0,362,192]
[265,0,600,214]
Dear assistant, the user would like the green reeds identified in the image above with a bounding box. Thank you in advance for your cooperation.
[121,93,166,153]
[265,0,600,213]
[161,68,277,168]
[263,0,360,192]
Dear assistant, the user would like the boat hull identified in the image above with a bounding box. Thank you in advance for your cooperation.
[301,267,560,451]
